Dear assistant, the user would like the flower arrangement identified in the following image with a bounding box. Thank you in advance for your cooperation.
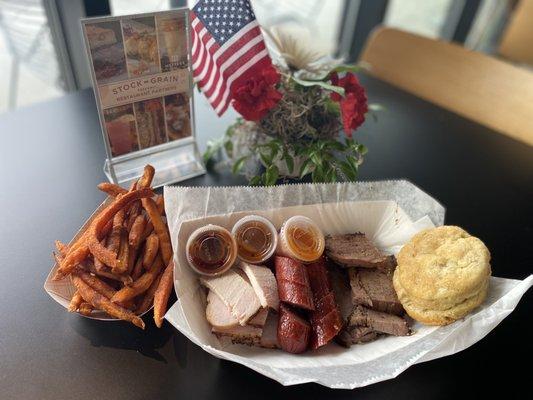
[204,29,380,185]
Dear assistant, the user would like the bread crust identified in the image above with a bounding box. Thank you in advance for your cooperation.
[394,274,489,325]
[393,226,491,325]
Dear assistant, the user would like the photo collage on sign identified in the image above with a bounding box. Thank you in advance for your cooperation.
[86,13,191,157]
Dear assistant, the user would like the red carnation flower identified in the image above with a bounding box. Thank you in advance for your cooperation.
[330,72,368,136]
[231,65,282,121]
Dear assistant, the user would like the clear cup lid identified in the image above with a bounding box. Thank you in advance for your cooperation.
[279,215,325,262]
[231,215,278,264]
[186,224,237,276]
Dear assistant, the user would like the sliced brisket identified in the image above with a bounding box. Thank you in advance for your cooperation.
[348,268,373,308]
[350,306,411,336]
[325,233,391,269]
[336,326,378,347]
[329,264,353,322]
[349,267,404,316]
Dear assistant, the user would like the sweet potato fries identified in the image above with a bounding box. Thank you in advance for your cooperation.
[52,165,173,329]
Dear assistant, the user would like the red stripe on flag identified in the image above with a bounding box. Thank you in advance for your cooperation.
[210,51,271,116]
[215,55,272,116]
[196,46,217,85]
[211,25,263,72]
[192,29,212,73]
[207,40,267,106]
[194,38,220,80]
[199,25,263,94]
[202,37,265,100]
[191,28,201,62]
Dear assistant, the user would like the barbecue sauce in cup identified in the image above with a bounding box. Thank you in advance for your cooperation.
[232,215,278,264]
[186,225,237,275]
[277,216,325,262]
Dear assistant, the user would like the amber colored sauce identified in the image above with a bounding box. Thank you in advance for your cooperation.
[285,225,322,262]
[234,221,273,263]
[188,230,235,273]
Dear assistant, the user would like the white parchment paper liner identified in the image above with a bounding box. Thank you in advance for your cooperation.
[163,181,532,389]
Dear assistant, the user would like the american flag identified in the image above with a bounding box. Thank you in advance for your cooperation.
[190,0,272,115]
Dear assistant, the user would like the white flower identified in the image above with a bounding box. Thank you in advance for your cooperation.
[262,27,343,78]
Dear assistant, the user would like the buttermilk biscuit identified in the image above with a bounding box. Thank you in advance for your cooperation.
[393,226,491,325]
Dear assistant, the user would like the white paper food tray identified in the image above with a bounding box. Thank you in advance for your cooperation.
[163,181,532,389]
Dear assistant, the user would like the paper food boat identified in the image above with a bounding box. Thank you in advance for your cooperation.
[44,197,153,320]
[163,181,533,389]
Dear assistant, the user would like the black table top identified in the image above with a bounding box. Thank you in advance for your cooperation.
[1,75,531,399]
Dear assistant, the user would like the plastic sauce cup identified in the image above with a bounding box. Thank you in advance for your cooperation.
[232,215,278,264]
[277,215,325,263]
[186,224,237,276]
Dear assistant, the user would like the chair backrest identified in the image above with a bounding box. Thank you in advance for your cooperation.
[498,0,533,66]
[360,27,533,146]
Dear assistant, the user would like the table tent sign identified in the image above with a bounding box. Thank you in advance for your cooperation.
[81,8,205,188]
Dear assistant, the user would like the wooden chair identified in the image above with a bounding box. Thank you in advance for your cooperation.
[498,0,533,66]
[359,27,533,146]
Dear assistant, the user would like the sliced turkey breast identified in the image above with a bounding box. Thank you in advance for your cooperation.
[239,262,279,311]
[248,307,269,327]
[206,290,239,329]
[212,324,263,346]
[200,269,261,325]
[207,288,268,329]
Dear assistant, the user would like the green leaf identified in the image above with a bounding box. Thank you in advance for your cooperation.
[264,165,279,186]
[345,137,354,148]
[325,167,337,183]
[339,161,357,181]
[332,64,363,74]
[325,140,345,152]
[225,125,234,138]
[284,154,294,174]
[290,76,345,97]
[368,103,385,112]
[311,164,324,182]
[347,155,360,171]
[294,145,310,157]
[269,143,279,161]
[322,153,334,162]
[202,138,223,164]
[269,138,283,147]
[300,63,365,81]
[249,176,262,186]
[299,158,313,178]
[259,151,271,165]
[232,156,248,174]
[223,139,233,158]
[357,144,368,155]
[324,98,341,116]
[309,151,321,166]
